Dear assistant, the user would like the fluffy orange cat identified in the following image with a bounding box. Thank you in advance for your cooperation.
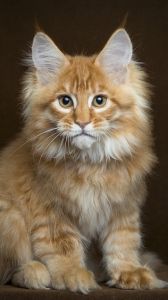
[0,29,167,293]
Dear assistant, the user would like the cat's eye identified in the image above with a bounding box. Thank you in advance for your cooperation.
[58,95,73,108]
[92,95,107,107]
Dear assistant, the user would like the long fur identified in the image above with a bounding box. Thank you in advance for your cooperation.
[0,29,166,292]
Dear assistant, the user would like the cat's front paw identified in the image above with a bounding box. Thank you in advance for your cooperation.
[11,261,51,289]
[107,266,167,289]
[51,267,99,294]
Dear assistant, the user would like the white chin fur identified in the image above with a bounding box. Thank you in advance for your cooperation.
[72,135,96,150]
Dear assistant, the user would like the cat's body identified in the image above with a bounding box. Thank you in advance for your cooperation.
[0,29,167,293]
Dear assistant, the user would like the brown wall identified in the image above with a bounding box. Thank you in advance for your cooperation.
[0,0,168,262]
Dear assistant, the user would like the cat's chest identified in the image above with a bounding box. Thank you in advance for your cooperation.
[56,164,128,238]
[69,180,111,237]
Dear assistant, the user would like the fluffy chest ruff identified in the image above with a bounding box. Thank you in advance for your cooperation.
[43,160,135,239]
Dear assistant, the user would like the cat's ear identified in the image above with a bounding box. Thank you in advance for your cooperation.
[32,32,68,84]
[95,29,132,84]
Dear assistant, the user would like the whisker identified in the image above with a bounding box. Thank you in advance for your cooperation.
[57,134,66,159]
[10,127,59,157]
[38,132,62,165]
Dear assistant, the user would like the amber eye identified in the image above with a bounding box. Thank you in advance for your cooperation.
[92,95,107,107]
[58,95,73,108]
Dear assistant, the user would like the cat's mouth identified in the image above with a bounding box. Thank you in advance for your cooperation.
[72,133,96,139]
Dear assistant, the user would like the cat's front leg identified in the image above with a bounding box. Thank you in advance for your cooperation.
[45,254,98,294]
[101,209,165,289]
[31,217,98,294]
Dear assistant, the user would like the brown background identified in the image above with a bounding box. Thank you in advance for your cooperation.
[0,0,167,263]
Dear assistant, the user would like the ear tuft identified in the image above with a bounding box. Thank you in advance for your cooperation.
[95,29,133,84]
[32,32,68,84]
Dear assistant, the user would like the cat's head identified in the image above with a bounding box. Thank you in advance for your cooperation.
[23,29,150,163]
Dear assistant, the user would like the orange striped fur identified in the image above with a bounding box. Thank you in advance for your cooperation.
[0,29,167,293]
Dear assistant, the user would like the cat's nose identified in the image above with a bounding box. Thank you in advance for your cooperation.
[75,122,90,129]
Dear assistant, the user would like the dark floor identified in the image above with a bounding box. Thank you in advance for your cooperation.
[1,264,168,300]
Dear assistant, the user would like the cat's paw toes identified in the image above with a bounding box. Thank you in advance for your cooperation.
[11,261,51,289]
[107,267,165,290]
[52,267,99,294]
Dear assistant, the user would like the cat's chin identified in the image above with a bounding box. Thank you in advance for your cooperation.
[72,135,96,150]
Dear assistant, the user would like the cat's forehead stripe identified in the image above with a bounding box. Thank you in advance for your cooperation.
[60,57,106,94]
[62,75,102,95]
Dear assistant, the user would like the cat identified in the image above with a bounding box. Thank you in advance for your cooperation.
[0,28,167,293]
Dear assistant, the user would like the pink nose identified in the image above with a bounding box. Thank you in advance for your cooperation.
[75,122,90,129]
